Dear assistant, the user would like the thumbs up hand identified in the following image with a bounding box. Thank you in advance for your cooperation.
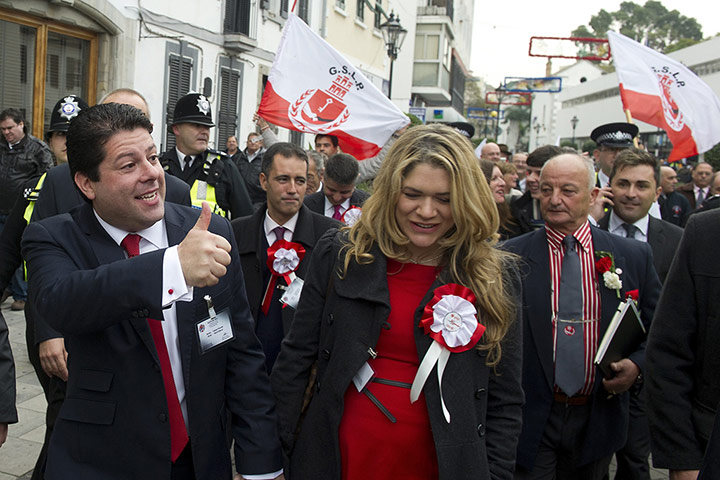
[177,202,232,287]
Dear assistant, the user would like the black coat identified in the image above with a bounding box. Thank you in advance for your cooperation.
[161,148,252,218]
[231,204,340,332]
[271,230,524,479]
[659,191,691,227]
[302,189,369,217]
[598,214,683,284]
[504,226,661,469]
[646,209,720,470]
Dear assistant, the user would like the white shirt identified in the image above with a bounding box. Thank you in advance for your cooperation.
[694,184,709,201]
[597,170,611,188]
[263,211,299,245]
[94,212,193,425]
[175,147,198,171]
[608,210,649,243]
[324,196,350,218]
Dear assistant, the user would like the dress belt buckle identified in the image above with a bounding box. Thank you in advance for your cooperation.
[553,392,590,406]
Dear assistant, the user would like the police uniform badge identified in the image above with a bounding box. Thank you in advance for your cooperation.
[58,96,81,121]
[196,95,211,115]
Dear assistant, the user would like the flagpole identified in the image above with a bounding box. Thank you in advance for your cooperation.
[624,108,640,148]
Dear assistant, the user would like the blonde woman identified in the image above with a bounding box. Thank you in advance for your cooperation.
[271,125,523,480]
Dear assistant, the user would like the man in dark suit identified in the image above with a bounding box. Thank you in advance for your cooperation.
[658,166,691,227]
[161,93,252,219]
[505,153,661,479]
[646,208,720,480]
[599,149,683,283]
[509,145,562,236]
[232,142,338,372]
[22,103,283,479]
[676,162,714,211]
[15,92,191,480]
[0,311,16,448]
[596,148,682,480]
[303,152,369,222]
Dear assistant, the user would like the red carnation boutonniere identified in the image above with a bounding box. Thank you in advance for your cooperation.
[261,239,306,314]
[410,283,485,423]
[595,251,623,298]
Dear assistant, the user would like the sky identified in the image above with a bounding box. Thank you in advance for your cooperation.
[470,0,720,86]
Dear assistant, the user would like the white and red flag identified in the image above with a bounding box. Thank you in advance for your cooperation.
[608,31,720,161]
[258,14,409,160]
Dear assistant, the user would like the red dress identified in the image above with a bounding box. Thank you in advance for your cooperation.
[339,259,440,479]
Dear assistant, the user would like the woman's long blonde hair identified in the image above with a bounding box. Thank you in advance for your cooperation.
[341,124,516,365]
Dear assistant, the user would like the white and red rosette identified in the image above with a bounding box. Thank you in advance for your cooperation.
[410,283,485,422]
[341,206,362,226]
[262,239,306,314]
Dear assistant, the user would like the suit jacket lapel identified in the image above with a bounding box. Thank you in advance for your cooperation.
[164,204,197,386]
[591,228,623,331]
[524,231,555,390]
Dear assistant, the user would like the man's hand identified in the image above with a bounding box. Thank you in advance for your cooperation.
[0,423,7,447]
[669,470,699,480]
[39,337,68,381]
[177,203,231,287]
[602,358,640,395]
[254,112,269,131]
[589,186,614,222]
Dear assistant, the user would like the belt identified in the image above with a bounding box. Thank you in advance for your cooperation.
[553,392,591,406]
[362,377,412,424]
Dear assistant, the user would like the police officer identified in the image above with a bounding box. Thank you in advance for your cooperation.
[161,93,252,218]
[591,122,639,188]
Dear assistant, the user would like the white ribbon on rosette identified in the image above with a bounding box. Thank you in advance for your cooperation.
[273,248,300,280]
[341,206,362,226]
[410,284,485,423]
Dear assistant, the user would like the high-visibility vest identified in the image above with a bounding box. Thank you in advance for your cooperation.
[23,172,47,224]
[189,179,227,217]
[23,172,48,280]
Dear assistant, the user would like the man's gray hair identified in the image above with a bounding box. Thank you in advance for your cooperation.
[308,151,326,172]
[541,152,596,191]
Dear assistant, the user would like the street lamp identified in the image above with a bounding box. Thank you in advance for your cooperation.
[571,115,579,148]
[533,121,542,148]
[379,12,407,99]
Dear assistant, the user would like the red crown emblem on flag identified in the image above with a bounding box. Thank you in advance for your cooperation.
[289,74,351,132]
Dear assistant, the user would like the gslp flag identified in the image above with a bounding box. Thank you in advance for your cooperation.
[258,14,409,160]
[608,31,720,161]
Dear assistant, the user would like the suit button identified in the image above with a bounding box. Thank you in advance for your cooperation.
[132,311,138,318]
[143,309,149,316]
[158,413,167,422]
[327,314,334,325]
[316,381,321,392]
[321,349,331,360]
[477,423,486,436]
[475,388,486,399]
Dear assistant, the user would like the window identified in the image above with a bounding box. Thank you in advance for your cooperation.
[217,59,242,149]
[289,130,303,147]
[413,24,452,91]
[336,0,346,10]
[0,10,97,138]
[280,0,289,18]
[224,0,254,37]
[163,42,197,151]
[297,0,309,22]
[356,0,364,22]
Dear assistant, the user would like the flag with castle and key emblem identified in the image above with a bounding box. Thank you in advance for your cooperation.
[258,14,409,160]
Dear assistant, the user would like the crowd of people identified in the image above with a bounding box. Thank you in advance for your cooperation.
[0,89,718,480]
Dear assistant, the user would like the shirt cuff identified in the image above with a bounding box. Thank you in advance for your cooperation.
[239,469,284,480]
[162,246,193,307]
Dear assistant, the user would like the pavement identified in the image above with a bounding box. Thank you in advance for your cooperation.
[0,298,670,479]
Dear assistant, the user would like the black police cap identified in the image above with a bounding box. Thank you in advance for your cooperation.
[447,121,475,139]
[48,95,90,133]
[591,122,638,148]
[172,93,215,127]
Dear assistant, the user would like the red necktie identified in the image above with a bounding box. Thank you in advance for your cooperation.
[121,234,189,462]
[332,204,343,221]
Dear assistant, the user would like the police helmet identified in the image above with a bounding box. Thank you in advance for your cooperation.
[48,95,90,133]
[172,93,215,127]
[591,122,638,148]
